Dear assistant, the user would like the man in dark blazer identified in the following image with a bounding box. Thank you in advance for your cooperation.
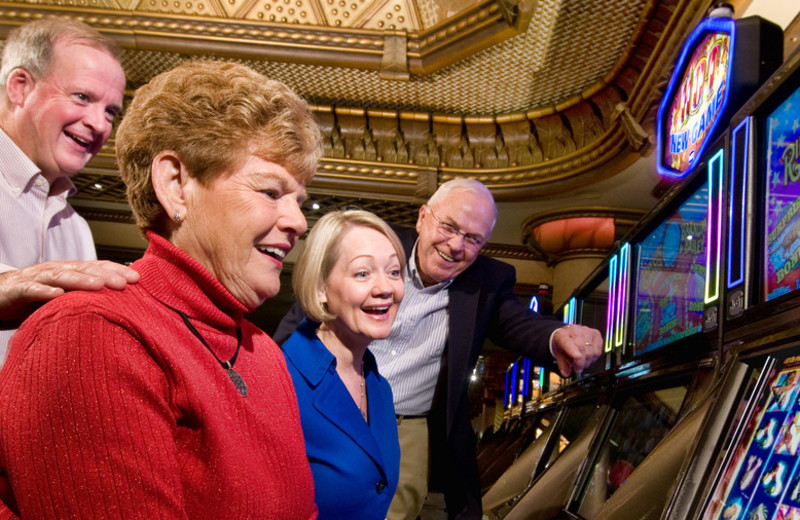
[274,179,603,519]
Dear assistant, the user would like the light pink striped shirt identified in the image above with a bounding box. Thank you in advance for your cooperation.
[0,128,96,363]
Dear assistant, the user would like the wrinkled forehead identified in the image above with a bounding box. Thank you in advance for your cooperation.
[437,189,496,230]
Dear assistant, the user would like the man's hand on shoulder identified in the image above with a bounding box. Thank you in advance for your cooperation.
[551,324,604,377]
[0,260,140,325]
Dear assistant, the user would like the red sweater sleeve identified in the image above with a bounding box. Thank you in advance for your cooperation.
[0,310,187,519]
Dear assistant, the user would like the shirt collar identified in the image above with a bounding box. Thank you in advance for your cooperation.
[0,128,76,198]
[408,239,454,291]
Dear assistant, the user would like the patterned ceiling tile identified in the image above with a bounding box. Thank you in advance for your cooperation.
[133,0,224,17]
[414,0,478,30]
[169,0,645,115]
[217,0,256,18]
[8,0,123,7]
[240,0,324,24]
[354,0,416,31]
[318,0,374,28]
[0,0,649,115]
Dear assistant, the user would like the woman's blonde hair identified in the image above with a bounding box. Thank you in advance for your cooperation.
[293,210,406,323]
[116,59,322,234]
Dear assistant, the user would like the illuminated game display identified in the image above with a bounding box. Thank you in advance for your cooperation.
[633,183,709,354]
[657,17,733,178]
[704,357,800,520]
[764,84,800,301]
[664,32,730,174]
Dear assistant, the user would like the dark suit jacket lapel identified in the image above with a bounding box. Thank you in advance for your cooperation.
[446,273,479,434]
[391,224,481,435]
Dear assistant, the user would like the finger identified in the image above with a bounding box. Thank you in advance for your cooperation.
[39,261,138,292]
[556,354,572,378]
[91,261,140,284]
[571,325,601,351]
[571,347,587,375]
[553,333,584,376]
[42,269,105,291]
[19,282,65,301]
[0,279,65,322]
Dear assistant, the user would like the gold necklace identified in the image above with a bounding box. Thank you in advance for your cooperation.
[359,361,367,421]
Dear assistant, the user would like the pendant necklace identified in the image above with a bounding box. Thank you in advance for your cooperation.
[177,310,248,397]
[359,361,367,421]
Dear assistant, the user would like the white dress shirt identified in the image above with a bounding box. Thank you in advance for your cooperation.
[370,241,453,415]
[0,128,96,362]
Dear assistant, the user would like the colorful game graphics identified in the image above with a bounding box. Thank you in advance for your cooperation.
[634,183,708,354]
[765,85,800,301]
[711,360,800,520]
[664,31,730,174]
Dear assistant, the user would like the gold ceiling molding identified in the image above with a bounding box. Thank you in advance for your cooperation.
[294,0,713,201]
[70,175,536,260]
[1,0,716,204]
[0,0,531,77]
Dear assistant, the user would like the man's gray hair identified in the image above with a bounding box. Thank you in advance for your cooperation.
[428,178,498,220]
[0,17,121,94]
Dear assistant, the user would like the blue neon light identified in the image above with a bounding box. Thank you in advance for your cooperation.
[563,297,577,325]
[529,295,539,312]
[656,17,735,178]
[511,361,519,405]
[728,118,750,288]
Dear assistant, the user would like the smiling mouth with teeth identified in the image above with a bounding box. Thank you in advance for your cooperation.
[257,246,286,261]
[363,306,390,315]
[437,249,456,262]
[66,131,91,150]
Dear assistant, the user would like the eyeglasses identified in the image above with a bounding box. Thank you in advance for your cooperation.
[427,207,485,248]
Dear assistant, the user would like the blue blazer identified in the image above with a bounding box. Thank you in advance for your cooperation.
[281,319,400,520]
[275,226,563,518]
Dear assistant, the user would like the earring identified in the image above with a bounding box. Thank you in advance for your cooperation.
[173,211,181,223]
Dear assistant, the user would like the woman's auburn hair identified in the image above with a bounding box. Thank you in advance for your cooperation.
[116,59,322,234]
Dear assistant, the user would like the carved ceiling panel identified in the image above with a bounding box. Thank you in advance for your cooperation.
[0,0,721,257]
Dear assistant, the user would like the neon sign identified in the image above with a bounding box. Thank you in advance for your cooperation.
[657,17,735,178]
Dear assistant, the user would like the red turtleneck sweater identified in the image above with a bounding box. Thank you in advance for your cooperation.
[0,232,316,519]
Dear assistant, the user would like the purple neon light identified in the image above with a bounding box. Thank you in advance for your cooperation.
[615,243,630,347]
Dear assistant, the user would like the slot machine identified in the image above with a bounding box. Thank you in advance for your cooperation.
[481,264,614,518]
[682,36,800,520]
[490,12,782,520]
[504,168,721,520]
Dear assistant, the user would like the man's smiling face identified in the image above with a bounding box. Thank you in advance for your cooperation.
[12,40,124,183]
[414,188,495,286]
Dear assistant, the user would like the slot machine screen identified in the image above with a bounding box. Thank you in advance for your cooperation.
[763,84,800,301]
[702,355,800,520]
[633,182,709,355]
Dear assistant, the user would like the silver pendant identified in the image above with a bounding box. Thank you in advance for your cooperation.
[228,367,248,397]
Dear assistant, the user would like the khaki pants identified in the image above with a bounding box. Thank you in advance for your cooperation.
[386,416,429,520]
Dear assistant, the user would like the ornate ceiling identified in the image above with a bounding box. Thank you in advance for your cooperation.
[0,0,729,269]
